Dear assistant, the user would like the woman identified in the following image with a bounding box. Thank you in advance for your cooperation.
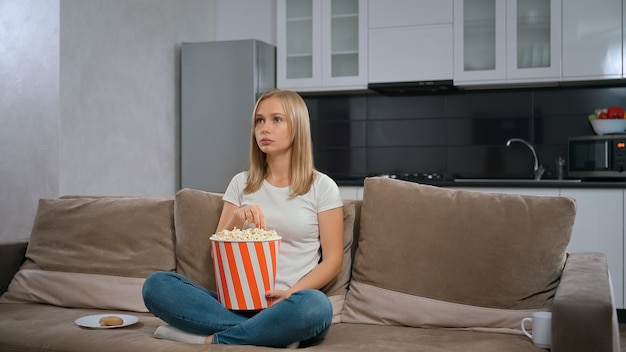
[142,89,344,348]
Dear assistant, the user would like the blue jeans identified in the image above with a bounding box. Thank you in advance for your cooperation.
[142,272,332,347]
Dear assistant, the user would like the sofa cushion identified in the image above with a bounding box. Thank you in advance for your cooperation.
[342,177,576,333]
[0,197,175,312]
[322,200,356,323]
[0,304,547,352]
[174,188,358,323]
[173,188,224,290]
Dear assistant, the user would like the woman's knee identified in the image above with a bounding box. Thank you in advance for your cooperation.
[142,272,178,300]
[291,290,332,345]
[293,290,332,323]
[301,289,331,307]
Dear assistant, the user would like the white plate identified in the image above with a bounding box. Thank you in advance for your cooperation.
[75,314,139,329]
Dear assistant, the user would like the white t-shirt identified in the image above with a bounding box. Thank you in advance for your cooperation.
[222,170,343,290]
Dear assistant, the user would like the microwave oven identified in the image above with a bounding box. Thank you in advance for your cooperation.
[568,135,626,179]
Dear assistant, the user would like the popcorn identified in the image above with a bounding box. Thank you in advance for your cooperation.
[210,227,281,241]
[210,228,281,309]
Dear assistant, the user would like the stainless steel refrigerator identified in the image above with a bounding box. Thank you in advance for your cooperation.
[181,40,275,192]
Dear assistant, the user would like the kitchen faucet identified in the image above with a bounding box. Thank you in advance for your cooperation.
[505,138,546,180]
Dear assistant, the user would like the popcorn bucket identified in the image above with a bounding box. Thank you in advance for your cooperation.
[210,238,280,310]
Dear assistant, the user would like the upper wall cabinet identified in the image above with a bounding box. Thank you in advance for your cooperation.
[276,0,368,92]
[562,0,623,81]
[368,0,454,83]
[454,0,561,86]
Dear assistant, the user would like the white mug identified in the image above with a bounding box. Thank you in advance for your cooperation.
[521,311,552,348]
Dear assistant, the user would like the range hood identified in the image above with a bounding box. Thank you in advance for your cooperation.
[368,80,460,95]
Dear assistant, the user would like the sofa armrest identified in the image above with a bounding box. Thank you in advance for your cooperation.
[0,241,28,295]
[552,252,618,352]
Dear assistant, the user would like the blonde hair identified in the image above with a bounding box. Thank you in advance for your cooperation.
[244,89,315,196]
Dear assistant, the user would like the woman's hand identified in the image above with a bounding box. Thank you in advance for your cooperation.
[265,289,292,304]
[216,203,266,232]
[236,204,265,230]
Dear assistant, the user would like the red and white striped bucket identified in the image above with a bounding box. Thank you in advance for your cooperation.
[210,238,280,310]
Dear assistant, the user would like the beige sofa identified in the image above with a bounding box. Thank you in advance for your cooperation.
[0,177,619,351]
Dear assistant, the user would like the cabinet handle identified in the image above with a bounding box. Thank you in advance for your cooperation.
[604,141,609,169]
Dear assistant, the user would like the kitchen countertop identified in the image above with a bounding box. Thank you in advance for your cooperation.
[336,177,626,189]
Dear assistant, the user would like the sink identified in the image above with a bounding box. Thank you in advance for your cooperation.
[454,179,582,183]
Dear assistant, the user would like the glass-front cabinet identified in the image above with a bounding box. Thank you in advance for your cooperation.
[454,0,561,85]
[277,0,367,92]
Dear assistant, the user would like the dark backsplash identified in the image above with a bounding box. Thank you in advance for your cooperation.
[304,85,626,180]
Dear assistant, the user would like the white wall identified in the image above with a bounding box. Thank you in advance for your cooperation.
[0,0,276,243]
[0,0,216,243]
[215,0,275,45]
[0,0,60,242]
[58,0,215,196]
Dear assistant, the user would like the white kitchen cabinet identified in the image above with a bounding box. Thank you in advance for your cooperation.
[338,186,363,199]
[453,0,506,83]
[562,0,623,81]
[560,189,624,309]
[453,0,561,85]
[368,0,453,83]
[368,0,452,28]
[496,187,559,196]
[276,0,368,92]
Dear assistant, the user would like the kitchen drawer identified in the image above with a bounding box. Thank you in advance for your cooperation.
[368,0,453,28]
[368,25,453,83]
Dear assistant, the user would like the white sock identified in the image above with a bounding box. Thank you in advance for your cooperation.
[154,324,207,344]
[286,341,300,349]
